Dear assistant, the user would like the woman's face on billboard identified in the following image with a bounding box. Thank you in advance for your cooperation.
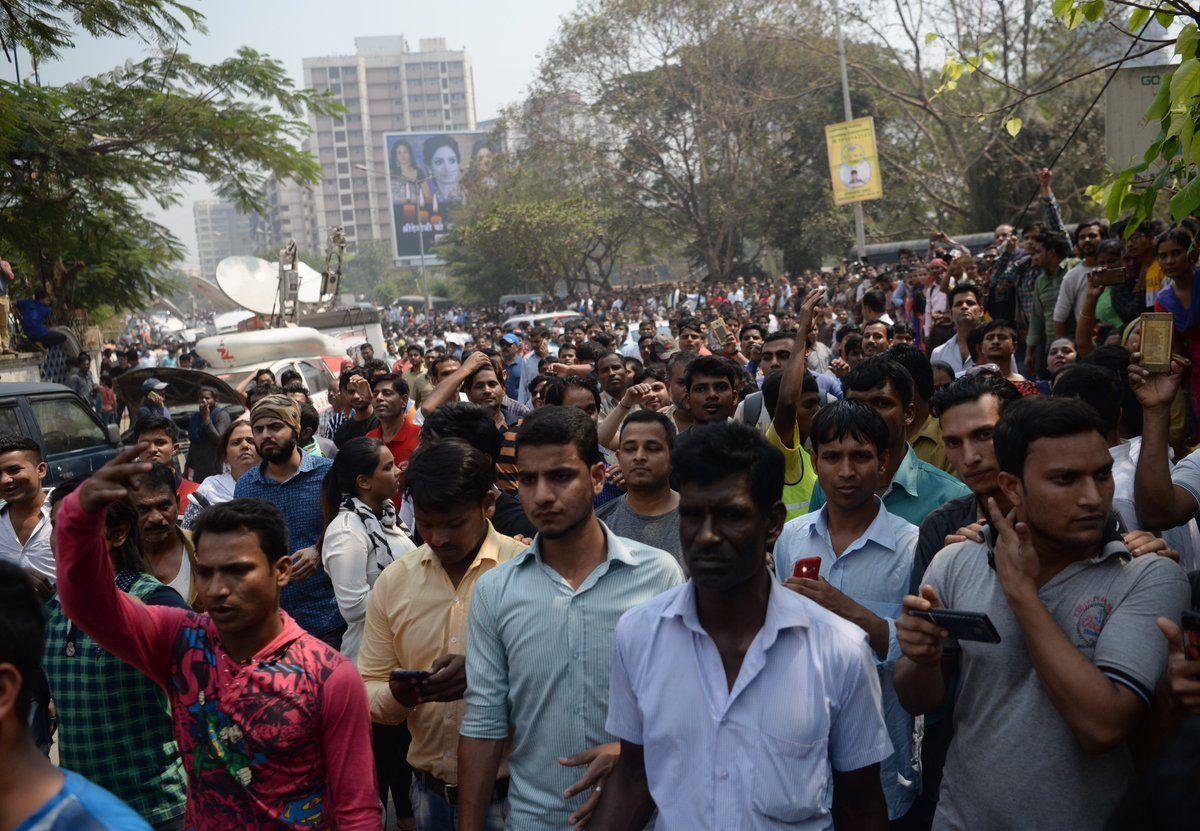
[392,142,417,177]
[430,145,461,186]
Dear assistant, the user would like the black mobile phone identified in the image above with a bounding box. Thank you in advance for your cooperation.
[1091,266,1126,287]
[390,669,431,684]
[1182,610,1200,661]
[909,609,1002,644]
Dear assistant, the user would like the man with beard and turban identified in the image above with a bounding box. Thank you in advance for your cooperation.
[233,396,346,648]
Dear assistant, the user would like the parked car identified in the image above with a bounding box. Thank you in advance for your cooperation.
[112,368,245,448]
[0,382,121,486]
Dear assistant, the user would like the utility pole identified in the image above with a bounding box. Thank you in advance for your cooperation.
[833,0,867,262]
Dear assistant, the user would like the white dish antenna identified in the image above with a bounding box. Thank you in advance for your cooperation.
[215,255,332,315]
[215,256,279,315]
[214,309,257,333]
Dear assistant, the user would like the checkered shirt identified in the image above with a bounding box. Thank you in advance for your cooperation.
[42,572,187,825]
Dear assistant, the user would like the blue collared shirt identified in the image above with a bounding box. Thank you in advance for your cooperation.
[774,501,919,820]
[808,445,970,527]
[606,579,891,830]
[233,453,344,637]
[461,524,684,830]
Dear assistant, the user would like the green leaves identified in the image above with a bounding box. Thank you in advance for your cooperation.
[1177,24,1199,61]
[1005,116,1023,138]
[0,46,327,310]
[1170,175,1200,221]
[0,1,202,65]
[1170,58,1200,103]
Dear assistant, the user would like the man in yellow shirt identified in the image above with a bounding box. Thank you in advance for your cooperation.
[358,438,525,831]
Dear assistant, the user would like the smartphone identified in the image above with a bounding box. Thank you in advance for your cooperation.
[389,669,430,684]
[1140,312,1175,374]
[908,609,1002,644]
[1183,610,1200,661]
[1091,266,1125,287]
[708,317,730,351]
[792,557,821,581]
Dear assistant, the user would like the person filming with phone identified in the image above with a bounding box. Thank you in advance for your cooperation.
[773,400,920,824]
[894,396,1189,831]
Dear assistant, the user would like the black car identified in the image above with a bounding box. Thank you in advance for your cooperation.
[0,382,121,486]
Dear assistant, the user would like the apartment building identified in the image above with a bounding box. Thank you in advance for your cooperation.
[192,199,261,281]
[302,35,477,254]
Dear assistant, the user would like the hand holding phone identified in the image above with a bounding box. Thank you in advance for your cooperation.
[908,609,1001,643]
[1182,610,1200,661]
[389,669,431,708]
[792,557,821,581]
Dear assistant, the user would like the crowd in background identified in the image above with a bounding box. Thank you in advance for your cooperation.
[5,165,1200,831]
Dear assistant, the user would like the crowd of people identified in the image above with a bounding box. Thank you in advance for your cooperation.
[5,165,1200,831]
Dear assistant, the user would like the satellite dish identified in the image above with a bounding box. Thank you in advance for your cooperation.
[294,261,329,304]
[213,309,257,333]
[215,256,280,315]
[215,256,332,315]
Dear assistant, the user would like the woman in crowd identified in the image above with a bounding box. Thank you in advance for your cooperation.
[179,420,259,530]
[319,436,414,661]
[319,436,416,830]
[1153,226,1200,444]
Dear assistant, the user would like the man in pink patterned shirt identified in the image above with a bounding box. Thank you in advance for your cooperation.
[55,444,382,830]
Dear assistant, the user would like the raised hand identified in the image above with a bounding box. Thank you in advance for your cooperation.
[620,382,652,409]
[1127,352,1186,411]
[77,443,151,514]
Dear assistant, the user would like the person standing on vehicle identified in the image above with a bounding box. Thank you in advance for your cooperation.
[185,386,231,482]
[0,259,15,355]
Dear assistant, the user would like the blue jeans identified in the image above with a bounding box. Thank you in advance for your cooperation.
[409,777,507,831]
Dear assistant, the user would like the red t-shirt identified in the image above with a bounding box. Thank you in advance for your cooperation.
[367,414,421,507]
[177,478,199,512]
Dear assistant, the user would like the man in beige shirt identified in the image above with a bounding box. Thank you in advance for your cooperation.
[358,438,524,831]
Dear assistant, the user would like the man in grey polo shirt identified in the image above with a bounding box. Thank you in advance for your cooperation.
[895,396,1189,831]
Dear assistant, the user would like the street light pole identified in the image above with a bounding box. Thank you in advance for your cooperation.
[833,0,867,262]
[417,176,432,316]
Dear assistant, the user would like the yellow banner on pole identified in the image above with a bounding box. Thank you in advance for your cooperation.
[824,116,883,206]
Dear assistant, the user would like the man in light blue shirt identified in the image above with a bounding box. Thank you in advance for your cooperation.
[775,400,919,822]
[458,406,683,831]
[807,356,969,527]
[590,421,890,831]
[515,328,551,406]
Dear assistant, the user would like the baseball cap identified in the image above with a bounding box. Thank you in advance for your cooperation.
[651,334,678,358]
[501,333,521,346]
[140,378,169,393]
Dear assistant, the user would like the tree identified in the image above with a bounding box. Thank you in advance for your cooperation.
[1048,2,1200,229]
[527,0,835,281]
[0,3,334,315]
[441,196,618,303]
[827,0,1127,232]
[0,0,200,69]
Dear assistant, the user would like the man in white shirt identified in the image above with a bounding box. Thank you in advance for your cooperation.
[0,435,53,596]
[930,283,1006,376]
[590,421,890,831]
[1052,219,1106,338]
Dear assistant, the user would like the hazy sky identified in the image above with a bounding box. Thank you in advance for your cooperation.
[1,0,578,265]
